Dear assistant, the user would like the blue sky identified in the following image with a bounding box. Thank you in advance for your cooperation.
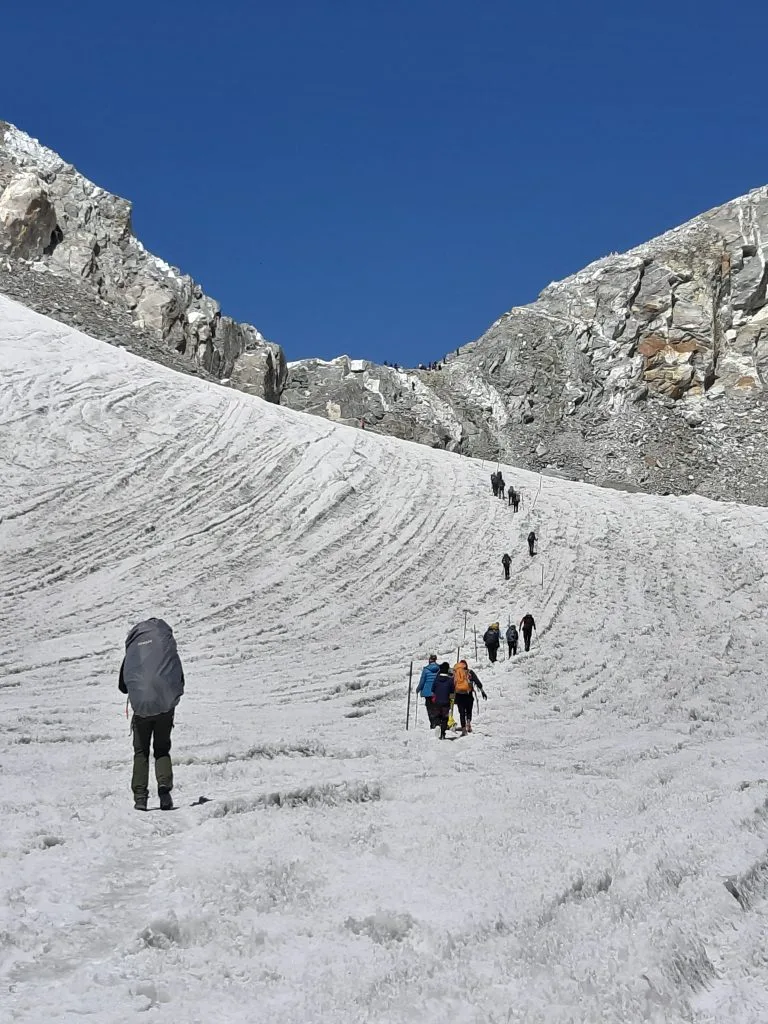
[3,0,768,364]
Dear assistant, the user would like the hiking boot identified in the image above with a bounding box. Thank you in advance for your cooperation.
[467,722,473,733]
[134,796,148,812]
[461,727,467,736]
[158,789,174,811]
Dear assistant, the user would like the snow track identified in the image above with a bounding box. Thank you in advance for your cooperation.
[3,294,768,1022]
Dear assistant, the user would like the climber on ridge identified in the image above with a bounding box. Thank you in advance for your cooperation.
[527,530,537,556]
[501,553,512,580]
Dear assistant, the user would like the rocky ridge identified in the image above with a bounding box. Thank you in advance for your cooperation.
[3,120,768,503]
[283,187,768,504]
[0,121,285,400]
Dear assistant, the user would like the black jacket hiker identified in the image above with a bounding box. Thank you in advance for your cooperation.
[519,614,536,651]
[501,553,512,580]
[527,531,537,556]
[506,623,519,657]
[483,625,501,663]
[431,663,455,738]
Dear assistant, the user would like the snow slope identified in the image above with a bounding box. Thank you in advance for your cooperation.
[3,294,768,1023]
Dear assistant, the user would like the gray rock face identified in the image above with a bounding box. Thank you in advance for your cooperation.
[0,121,285,401]
[0,172,58,257]
[283,186,768,504]
[5,119,768,503]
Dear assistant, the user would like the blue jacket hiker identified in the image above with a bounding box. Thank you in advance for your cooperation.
[416,655,439,698]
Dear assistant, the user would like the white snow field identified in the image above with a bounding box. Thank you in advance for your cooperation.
[3,294,768,1024]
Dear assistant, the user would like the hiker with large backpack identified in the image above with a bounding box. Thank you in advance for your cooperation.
[519,613,537,652]
[118,618,185,811]
[501,553,512,580]
[430,662,455,739]
[416,654,440,729]
[453,660,487,735]
[483,622,501,663]
[506,623,519,657]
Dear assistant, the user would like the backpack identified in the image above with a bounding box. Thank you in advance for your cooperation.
[122,618,184,717]
[506,624,518,643]
[454,663,472,693]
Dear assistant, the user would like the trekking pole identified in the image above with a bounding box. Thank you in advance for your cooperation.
[405,661,413,730]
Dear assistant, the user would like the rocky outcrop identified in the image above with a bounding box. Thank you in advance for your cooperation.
[283,185,768,504]
[5,119,768,503]
[0,121,286,400]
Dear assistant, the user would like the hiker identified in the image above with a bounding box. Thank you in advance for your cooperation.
[506,622,519,657]
[416,654,440,729]
[453,660,487,735]
[431,662,455,739]
[519,613,537,652]
[507,485,514,507]
[527,530,537,556]
[512,491,520,513]
[501,552,512,580]
[490,471,499,497]
[118,618,185,811]
[498,475,506,498]
[483,622,501,663]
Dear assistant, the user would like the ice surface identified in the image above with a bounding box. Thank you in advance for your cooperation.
[2,294,768,1022]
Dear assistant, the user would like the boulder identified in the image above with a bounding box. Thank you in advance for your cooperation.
[0,173,58,257]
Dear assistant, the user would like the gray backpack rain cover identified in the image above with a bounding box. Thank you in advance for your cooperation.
[123,618,184,717]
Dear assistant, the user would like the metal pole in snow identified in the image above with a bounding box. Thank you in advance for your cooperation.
[405,661,413,730]
[541,565,544,587]
[474,626,478,661]
[463,609,468,639]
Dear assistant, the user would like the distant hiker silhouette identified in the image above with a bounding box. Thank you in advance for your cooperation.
[506,623,518,657]
[483,623,501,663]
[501,553,512,580]
[519,613,536,652]
[497,476,506,499]
[527,531,537,556]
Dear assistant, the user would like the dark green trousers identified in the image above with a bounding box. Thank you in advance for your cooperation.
[131,710,174,797]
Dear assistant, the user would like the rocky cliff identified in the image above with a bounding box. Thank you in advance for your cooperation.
[4,120,768,503]
[283,186,768,504]
[0,121,285,399]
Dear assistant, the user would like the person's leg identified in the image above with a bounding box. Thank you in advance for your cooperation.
[513,642,517,656]
[507,641,512,657]
[152,710,175,794]
[457,695,469,728]
[438,705,449,738]
[524,633,531,652]
[426,699,438,728]
[490,647,497,663]
[131,716,152,802]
